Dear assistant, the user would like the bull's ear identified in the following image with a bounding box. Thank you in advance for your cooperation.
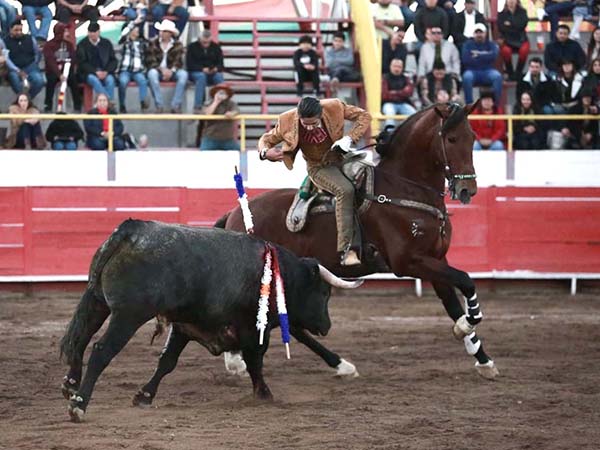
[465,99,480,116]
[300,257,321,278]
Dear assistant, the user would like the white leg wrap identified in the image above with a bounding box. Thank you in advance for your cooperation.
[335,358,359,378]
[452,315,475,340]
[224,352,248,377]
[463,332,481,356]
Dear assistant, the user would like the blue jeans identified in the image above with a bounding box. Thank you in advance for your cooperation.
[0,0,16,37]
[52,140,78,150]
[462,69,503,104]
[123,7,147,33]
[382,102,417,126]
[474,140,505,151]
[400,5,414,28]
[87,136,126,150]
[545,2,575,40]
[119,71,148,106]
[8,63,46,99]
[543,104,567,115]
[200,137,240,150]
[15,123,43,149]
[147,68,188,109]
[189,71,224,108]
[86,73,116,100]
[149,4,189,37]
[22,6,52,40]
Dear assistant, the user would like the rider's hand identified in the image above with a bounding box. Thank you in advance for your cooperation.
[332,135,353,153]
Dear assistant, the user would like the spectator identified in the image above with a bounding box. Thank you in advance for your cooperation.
[516,57,553,110]
[0,0,16,36]
[544,1,575,41]
[0,36,9,81]
[545,58,584,114]
[149,0,189,38]
[382,30,407,74]
[461,23,502,104]
[414,0,449,43]
[293,35,320,97]
[4,21,45,100]
[77,22,117,100]
[122,0,147,35]
[19,0,53,43]
[45,110,85,150]
[371,0,405,41]
[187,30,224,113]
[416,25,460,81]
[570,0,595,40]
[199,84,240,150]
[5,93,46,149]
[84,93,126,150]
[399,0,415,29]
[117,22,149,113]
[450,0,485,53]
[586,27,600,62]
[325,31,361,97]
[43,23,81,113]
[56,0,100,24]
[583,57,600,98]
[146,19,188,113]
[436,88,450,103]
[382,58,416,127]
[513,91,543,150]
[470,91,506,151]
[497,0,529,81]
[544,24,587,77]
[420,61,459,107]
[575,89,599,149]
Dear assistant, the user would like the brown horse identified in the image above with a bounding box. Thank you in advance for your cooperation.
[220,102,499,379]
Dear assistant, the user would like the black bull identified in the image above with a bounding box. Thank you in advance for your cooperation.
[60,219,361,422]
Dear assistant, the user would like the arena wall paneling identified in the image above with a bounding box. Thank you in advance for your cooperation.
[0,188,26,275]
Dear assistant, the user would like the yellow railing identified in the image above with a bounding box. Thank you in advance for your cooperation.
[1,113,599,152]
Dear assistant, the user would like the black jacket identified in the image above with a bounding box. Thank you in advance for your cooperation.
[497,6,528,49]
[45,117,84,142]
[382,40,407,74]
[415,6,449,42]
[516,71,554,106]
[544,39,587,73]
[18,0,53,6]
[84,107,124,138]
[186,41,224,72]
[293,49,319,71]
[450,9,486,48]
[76,37,118,80]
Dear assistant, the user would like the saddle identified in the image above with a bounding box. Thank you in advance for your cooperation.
[285,152,375,233]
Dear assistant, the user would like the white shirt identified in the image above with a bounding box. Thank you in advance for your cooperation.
[159,38,174,68]
[371,3,404,40]
[463,11,477,38]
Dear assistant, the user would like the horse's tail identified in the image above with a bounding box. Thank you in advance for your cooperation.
[214,211,231,229]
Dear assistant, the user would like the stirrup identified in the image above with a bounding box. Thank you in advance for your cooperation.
[340,249,361,266]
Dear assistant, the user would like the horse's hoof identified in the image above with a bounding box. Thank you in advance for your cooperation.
[132,390,153,407]
[224,352,248,377]
[453,315,475,340]
[335,358,359,378]
[475,360,499,380]
[68,403,85,423]
[254,389,274,402]
[61,377,78,400]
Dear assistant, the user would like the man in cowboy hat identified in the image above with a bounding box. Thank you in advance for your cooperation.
[187,30,225,113]
[145,19,188,113]
[199,83,239,150]
[259,97,371,266]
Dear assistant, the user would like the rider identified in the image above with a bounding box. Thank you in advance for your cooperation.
[258,97,371,266]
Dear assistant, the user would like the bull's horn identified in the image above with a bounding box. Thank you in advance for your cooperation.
[318,265,364,289]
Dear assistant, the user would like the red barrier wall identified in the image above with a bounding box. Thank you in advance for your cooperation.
[1,186,599,277]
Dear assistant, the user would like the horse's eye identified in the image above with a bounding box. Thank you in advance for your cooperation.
[448,136,457,144]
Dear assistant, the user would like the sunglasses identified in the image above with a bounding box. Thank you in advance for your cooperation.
[431,31,442,35]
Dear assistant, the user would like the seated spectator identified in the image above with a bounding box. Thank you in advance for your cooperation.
[419,61,459,107]
[414,0,449,44]
[84,93,126,150]
[497,0,529,81]
[516,57,553,109]
[371,0,405,41]
[382,58,416,127]
[570,0,594,40]
[122,0,147,35]
[399,0,415,29]
[77,22,117,100]
[545,58,584,115]
[149,0,189,38]
[43,23,82,113]
[19,0,53,43]
[544,24,586,77]
[146,19,188,113]
[575,89,600,149]
[199,84,240,151]
[5,93,46,149]
[0,0,16,36]
[587,27,600,62]
[435,88,450,103]
[187,30,224,113]
[0,37,9,81]
[583,57,600,98]
[461,23,502,104]
[382,30,407,74]
[56,0,100,25]
[4,21,45,100]
[45,110,85,150]
[470,91,506,151]
[293,35,320,97]
[544,0,576,41]
[117,23,149,113]
[417,26,460,81]
[325,31,361,97]
[450,0,485,53]
[513,91,544,150]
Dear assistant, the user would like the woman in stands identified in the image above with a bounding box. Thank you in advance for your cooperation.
[84,93,126,150]
[587,27,600,63]
[583,58,600,98]
[4,93,47,149]
[513,91,543,150]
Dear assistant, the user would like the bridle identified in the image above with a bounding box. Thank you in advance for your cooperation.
[437,115,476,199]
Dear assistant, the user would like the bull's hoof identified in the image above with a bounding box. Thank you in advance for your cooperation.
[68,395,86,423]
[132,390,154,407]
[224,352,248,377]
[453,315,475,340]
[61,376,79,400]
[475,360,499,380]
[335,358,359,378]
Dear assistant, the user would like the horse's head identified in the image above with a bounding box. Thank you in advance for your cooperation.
[433,101,479,204]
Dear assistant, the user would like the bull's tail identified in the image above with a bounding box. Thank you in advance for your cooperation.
[213,211,231,229]
[60,219,139,365]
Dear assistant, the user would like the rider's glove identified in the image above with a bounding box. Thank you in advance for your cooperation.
[332,135,353,153]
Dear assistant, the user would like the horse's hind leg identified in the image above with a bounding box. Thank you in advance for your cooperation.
[133,324,190,407]
[68,312,149,422]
